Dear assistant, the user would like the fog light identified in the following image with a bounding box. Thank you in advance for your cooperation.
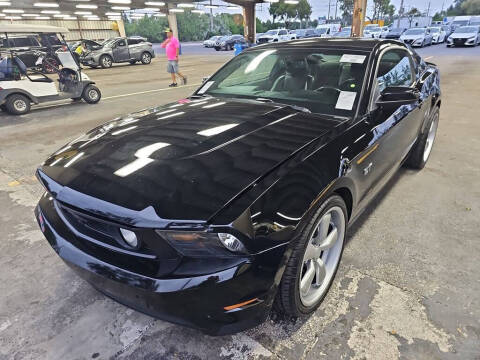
[218,233,246,253]
[120,228,138,248]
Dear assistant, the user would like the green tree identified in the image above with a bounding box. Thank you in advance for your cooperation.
[461,0,480,14]
[406,7,422,27]
[338,0,354,25]
[296,0,312,28]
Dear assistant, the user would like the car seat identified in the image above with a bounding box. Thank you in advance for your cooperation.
[271,58,313,91]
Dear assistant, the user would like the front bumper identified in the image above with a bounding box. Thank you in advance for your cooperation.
[35,195,285,335]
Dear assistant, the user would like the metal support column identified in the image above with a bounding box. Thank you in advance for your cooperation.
[167,3,179,40]
[352,0,367,37]
[243,2,255,44]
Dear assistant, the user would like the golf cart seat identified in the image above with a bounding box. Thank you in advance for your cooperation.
[13,56,53,83]
[0,57,16,80]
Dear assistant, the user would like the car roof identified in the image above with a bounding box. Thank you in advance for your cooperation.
[249,38,403,52]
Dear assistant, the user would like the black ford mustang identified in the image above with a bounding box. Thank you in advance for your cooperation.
[35,39,441,335]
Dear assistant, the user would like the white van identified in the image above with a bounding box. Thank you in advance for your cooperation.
[452,16,472,29]
[315,24,341,38]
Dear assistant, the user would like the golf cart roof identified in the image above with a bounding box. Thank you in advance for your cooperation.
[0,24,69,34]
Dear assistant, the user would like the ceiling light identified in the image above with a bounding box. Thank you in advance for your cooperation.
[111,6,130,10]
[22,13,41,17]
[0,13,6,16]
[264,0,279,2]
[105,11,120,15]
[178,3,195,8]
[3,9,23,13]
[169,8,184,12]
[0,2,11,6]
[145,1,165,5]
[108,0,131,3]
[285,0,299,4]
[35,16,51,19]
[34,2,59,7]
[191,9,204,13]
[204,4,218,8]
[227,5,240,9]
[75,11,91,14]
[41,10,60,13]
[76,4,97,8]
[143,7,160,11]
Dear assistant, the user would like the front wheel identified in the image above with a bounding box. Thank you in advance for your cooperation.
[82,85,101,104]
[405,107,439,169]
[276,195,347,316]
[5,94,31,115]
[100,55,113,69]
[141,52,152,64]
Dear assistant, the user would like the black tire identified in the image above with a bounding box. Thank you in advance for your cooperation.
[71,97,82,102]
[0,104,7,111]
[99,55,113,69]
[5,94,31,115]
[275,194,348,316]
[140,52,152,64]
[82,85,101,104]
[405,107,439,169]
[215,47,220,51]
[129,60,137,65]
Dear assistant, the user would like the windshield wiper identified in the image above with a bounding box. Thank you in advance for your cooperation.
[255,98,311,113]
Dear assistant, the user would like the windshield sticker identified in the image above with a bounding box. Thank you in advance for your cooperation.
[336,91,357,110]
[197,81,214,94]
[340,54,366,64]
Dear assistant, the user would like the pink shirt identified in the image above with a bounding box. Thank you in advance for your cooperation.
[161,37,179,61]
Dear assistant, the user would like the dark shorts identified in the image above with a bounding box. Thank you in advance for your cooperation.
[167,60,179,73]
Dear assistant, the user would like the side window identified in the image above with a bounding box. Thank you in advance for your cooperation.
[376,49,413,93]
[279,30,287,35]
[127,39,138,45]
[117,40,126,47]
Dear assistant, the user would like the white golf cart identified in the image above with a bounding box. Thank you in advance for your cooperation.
[0,24,101,115]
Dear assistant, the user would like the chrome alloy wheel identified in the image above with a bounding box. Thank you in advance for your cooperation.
[102,57,112,67]
[88,89,99,101]
[423,111,439,162]
[142,53,151,63]
[299,206,345,307]
[13,99,27,112]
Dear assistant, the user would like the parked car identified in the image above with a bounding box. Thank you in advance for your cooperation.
[446,25,480,47]
[315,24,341,38]
[35,38,441,336]
[288,30,298,40]
[363,23,380,37]
[400,27,433,47]
[214,35,246,51]
[451,16,471,30]
[256,29,290,44]
[442,24,454,37]
[367,27,382,38]
[255,32,265,43]
[68,39,102,53]
[428,27,447,44]
[81,37,155,68]
[203,35,221,48]
[382,27,406,39]
[1,33,63,73]
[333,27,351,38]
[379,26,390,38]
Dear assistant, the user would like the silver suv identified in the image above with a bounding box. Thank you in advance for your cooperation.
[81,37,155,69]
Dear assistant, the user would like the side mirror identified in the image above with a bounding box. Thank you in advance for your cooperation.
[376,86,419,110]
[202,76,210,84]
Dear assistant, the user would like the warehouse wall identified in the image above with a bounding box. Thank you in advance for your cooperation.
[0,20,120,41]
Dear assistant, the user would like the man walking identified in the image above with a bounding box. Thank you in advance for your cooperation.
[161,28,187,87]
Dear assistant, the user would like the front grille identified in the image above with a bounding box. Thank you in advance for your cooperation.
[403,39,414,44]
[454,38,466,45]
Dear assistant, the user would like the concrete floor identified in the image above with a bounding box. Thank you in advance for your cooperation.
[0,44,479,360]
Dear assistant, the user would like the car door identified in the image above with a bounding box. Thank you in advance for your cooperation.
[347,47,421,205]
[112,39,130,62]
[279,30,288,41]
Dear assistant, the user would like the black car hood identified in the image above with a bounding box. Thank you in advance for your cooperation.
[38,97,345,226]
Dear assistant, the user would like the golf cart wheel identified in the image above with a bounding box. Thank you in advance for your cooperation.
[100,55,113,69]
[82,85,101,104]
[141,52,152,64]
[5,94,31,115]
[42,57,58,74]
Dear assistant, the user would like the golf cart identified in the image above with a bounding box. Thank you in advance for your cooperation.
[0,24,101,115]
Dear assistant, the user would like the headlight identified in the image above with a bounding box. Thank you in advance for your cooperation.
[221,42,226,45]
[157,231,248,257]
[468,36,476,40]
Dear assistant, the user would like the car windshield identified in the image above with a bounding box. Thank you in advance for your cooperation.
[296,30,306,35]
[390,28,403,33]
[453,20,469,26]
[199,48,368,116]
[370,28,381,33]
[455,26,477,33]
[404,29,425,35]
[365,25,379,30]
[316,28,328,34]
[102,39,117,47]
[470,21,480,26]
[429,28,440,33]
[266,30,278,35]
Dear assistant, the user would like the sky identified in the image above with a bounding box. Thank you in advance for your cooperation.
[213,0,456,21]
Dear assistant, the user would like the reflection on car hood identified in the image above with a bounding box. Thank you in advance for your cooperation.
[450,32,476,38]
[38,97,345,223]
[401,35,424,40]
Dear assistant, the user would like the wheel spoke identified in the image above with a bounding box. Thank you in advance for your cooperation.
[316,213,331,244]
[318,226,338,250]
[304,242,321,261]
[300,261,315,294]
[314,258,327,286]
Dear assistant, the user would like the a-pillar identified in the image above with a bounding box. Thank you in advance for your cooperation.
[243,2,255,43]
[167,4,179,40]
